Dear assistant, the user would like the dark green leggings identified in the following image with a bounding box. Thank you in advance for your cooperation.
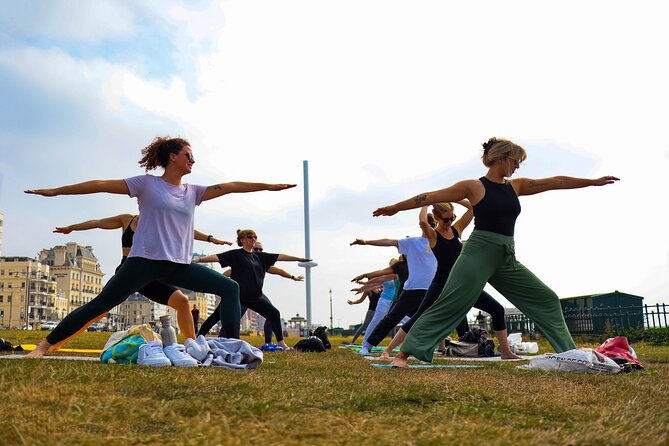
[46,257,240,345]
[402,230,576,362]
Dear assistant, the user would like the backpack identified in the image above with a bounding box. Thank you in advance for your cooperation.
[294,336,326,352]
[312,326,331,349]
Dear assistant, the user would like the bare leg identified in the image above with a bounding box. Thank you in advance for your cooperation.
[26,340,54,358]
[168,291,196,340]
[390,351,410,368]
[379,328,407,360]
[495,329,521,359]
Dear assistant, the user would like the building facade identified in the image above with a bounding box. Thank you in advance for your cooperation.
[39,242,105,313]
[0,257,63,329]
[115,293,178,331]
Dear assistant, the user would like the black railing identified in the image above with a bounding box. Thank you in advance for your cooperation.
[504,304,668,336]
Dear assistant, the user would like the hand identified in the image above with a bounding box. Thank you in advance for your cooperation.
[592,176,620,186]
[292,275,304,281]
[350,287,363,294]
[347,299,354,305]
[351,274,367,282]
[192,257,200,263]
[373,205,398,217]
[25,188,59,197]
[350,239,366,246]
[53,227,72,234]
[214,239,232,246]
[268,184,297,191]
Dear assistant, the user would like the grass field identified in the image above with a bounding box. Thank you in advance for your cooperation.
[1,330,668,446]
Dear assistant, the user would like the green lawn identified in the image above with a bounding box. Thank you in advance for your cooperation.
[1,330,667,446]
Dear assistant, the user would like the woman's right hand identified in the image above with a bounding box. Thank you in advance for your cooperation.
[25,188,59,197]
[350,239,366,246]
[53,227,72,234]
[373,205,398,217]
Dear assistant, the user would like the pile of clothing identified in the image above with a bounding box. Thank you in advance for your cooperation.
[99,325,263,369]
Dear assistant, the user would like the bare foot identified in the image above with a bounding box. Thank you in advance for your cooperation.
[26,340,53,359]
[390,352,409,368]
[500,351,522,360]
[277,341,292,351]
[378,351,391,360]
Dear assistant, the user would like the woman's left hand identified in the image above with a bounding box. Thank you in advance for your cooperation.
[268,184,297,191]
[592,176,620,186]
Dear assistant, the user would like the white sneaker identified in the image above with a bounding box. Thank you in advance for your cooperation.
[138,341,171,367]
[163,343,199,367]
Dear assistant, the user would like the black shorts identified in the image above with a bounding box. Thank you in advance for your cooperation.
[116,258,178,306]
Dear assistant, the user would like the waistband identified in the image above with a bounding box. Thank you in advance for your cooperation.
[469,230,517,270]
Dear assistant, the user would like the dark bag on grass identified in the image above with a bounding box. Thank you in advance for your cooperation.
[294,336,326,352]
[312,326,331,349]
[445,340,480,357]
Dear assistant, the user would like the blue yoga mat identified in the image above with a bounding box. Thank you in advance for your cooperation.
[371,363,483,369]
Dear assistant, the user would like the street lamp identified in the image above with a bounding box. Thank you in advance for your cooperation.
[15,266,31,329]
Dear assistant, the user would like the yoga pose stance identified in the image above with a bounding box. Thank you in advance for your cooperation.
[372,137,618,367]
[348,287,382,345]
[25,136,295,358]
[53,213,231,340]
[350,230,437,356]
[377,203,519,360]
[195,229,309,350]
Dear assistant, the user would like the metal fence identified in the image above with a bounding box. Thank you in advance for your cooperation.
[503,303,669,336]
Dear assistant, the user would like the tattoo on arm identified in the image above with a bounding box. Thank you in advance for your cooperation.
[206,184,223,191]
[414,194,427,205]
[529,180,550,189]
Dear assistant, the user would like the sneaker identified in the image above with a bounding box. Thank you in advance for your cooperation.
[163,343,199,367]
[137,341,172,367]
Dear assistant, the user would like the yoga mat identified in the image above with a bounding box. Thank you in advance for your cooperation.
[19,344,102,354]
[338,345,400,352]
[371,363,483,369]
[0,354,99,361]
[363,355,534,362]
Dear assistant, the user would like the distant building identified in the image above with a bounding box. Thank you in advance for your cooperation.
[39,242,105,313]
[116,293,178,330]
[0,212,4,257]
[0,256,63,329]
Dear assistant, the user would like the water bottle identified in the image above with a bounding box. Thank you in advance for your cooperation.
[159,315,177,346]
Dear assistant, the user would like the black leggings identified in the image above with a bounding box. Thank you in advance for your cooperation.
[199,293,283,342]
[46,257,241,345]
[401,279,507,336]
[366,289,427,347]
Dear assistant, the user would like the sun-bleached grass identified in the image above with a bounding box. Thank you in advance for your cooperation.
[0,330,667,445]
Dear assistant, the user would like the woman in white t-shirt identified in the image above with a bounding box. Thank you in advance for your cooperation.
[25,136,295,358]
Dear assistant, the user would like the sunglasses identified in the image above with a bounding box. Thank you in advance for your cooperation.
[183,152,195,162]
[253,247,263,252]
[246,235,258,240]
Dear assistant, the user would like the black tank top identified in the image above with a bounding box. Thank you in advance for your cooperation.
[121,215,137,248]
[473,177,521,236]
[431,227,462,281]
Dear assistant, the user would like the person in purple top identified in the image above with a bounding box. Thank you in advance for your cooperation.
[25,136,295,358]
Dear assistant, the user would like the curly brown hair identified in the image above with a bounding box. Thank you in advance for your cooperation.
[138,137,190,171]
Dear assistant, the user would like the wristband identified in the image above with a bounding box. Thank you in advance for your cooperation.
[207,235,213,242]
[291,275,295,280]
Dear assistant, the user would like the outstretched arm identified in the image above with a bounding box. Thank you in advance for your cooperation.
[267,266,304,281]
[373,179,477,217]
[193,230,232,246]
[351,266,394,282]
[350,238,399,247]
[348,291,369,305]
[201,182,296,202]
[26,180,129,197]
[511,176,619,196]
[276,254,311,262]
[53,214,133,234]
[192,254,220,263]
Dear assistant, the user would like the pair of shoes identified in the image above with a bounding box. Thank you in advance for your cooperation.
[138,341,199,367]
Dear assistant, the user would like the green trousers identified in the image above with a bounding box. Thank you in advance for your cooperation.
[401,230,576,362]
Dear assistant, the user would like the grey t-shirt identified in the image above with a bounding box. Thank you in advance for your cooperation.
[125,174,207,264]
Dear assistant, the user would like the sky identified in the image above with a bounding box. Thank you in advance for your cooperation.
[1,0,668,328]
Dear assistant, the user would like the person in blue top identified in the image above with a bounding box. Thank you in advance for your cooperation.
[373,137,618,366]
[25,136,295,359]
